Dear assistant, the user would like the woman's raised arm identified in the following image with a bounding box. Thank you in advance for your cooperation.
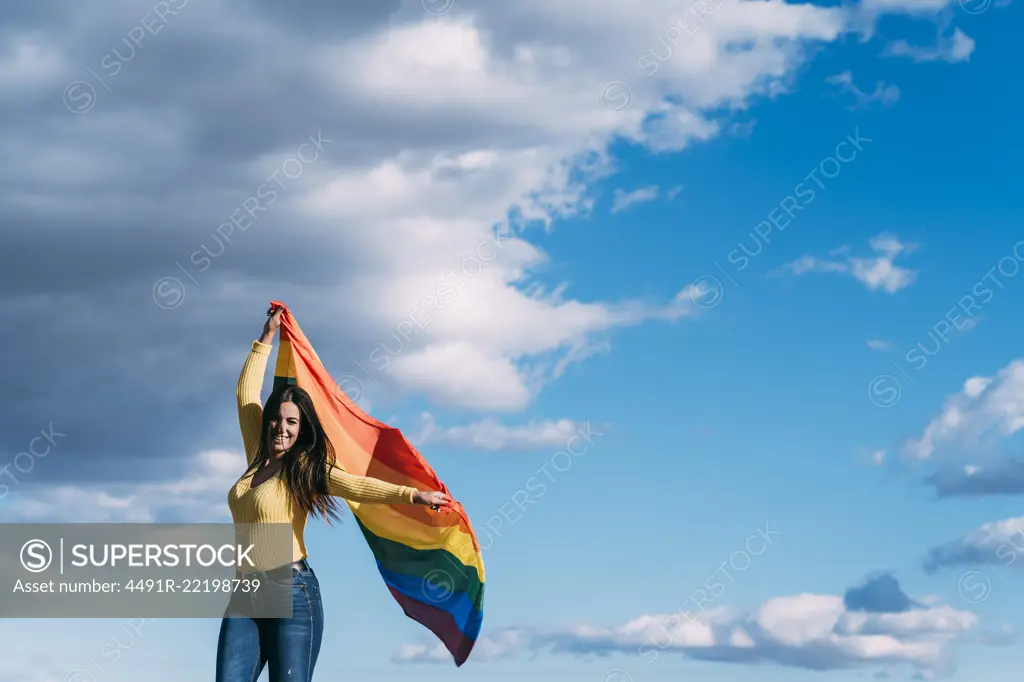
[236,307,283,466]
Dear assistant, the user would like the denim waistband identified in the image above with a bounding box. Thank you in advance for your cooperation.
[236,557,311,581]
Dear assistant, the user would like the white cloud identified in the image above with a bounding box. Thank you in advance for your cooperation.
[415,413,587,450]
[0,449,241,523]
[360,270,700,410]
[923,515,1024,572]
[826,71,900,109]
[611,185,659,213]
[903,360,1024,461]
[784,254,850,276]
[779,233,917,293]
[394,592,980,677]
[867,339,891,351]
[851,234,918,292]
[394,627,532,663]
[886,28,976,63]
[387,342,536,412]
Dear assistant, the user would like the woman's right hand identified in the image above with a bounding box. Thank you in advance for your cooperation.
[260,305,284,344]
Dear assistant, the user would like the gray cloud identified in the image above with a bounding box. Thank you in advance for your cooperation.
[925,459,1024,498]
[843,572,920,613]
[0,2,420,479]
[923,515,1024,573]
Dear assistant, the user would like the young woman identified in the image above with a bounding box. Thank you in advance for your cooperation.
[216,306,449,681]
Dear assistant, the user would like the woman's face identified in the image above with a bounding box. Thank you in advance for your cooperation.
[268,401,302,456]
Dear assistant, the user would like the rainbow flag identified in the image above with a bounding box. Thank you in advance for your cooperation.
[268,301,484,665]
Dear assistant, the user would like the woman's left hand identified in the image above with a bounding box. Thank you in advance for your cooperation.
[413,490,450,509]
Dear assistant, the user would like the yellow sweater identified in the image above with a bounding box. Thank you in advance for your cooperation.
[227,340,417,570]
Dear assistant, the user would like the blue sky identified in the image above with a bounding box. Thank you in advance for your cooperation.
[0,0,1021,680]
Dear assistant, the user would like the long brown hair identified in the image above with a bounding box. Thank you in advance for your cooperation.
[243,385,345,523]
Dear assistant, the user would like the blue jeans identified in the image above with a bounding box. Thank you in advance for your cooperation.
[216,561,324,682]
